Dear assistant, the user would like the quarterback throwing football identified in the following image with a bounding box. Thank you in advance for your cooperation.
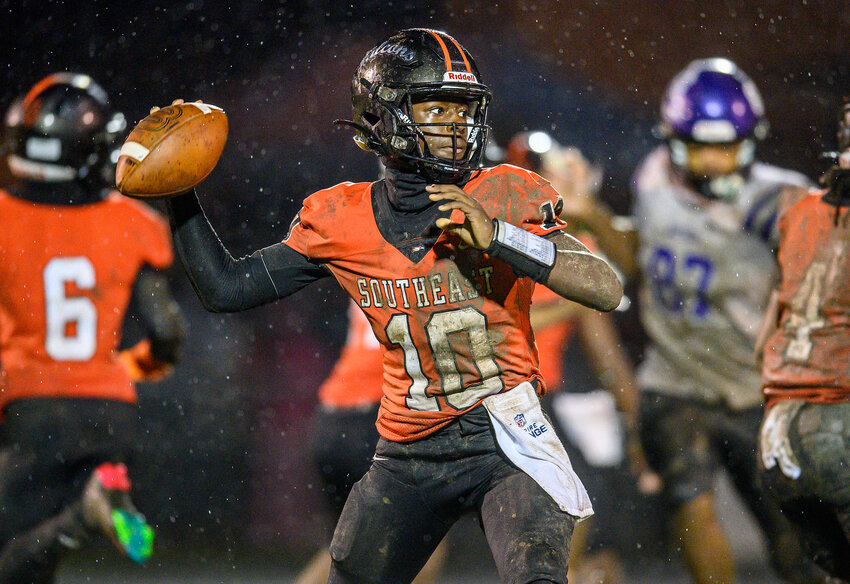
[164,29,621,584]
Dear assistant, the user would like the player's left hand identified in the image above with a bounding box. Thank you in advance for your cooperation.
[118,340,173,382]
[429,184,495,249]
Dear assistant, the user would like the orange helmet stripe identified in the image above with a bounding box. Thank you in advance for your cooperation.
[23,74,63,106]
[426,29,454,72]
[444,35,472,73]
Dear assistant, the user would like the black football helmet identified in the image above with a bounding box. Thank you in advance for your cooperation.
[3,73,126,185]
[340,28,491,183]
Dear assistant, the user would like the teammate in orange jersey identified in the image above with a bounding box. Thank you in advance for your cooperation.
[161,28,621,584]
[0,73,185,583]
[755,102,850,583]
[504,133,644,447]
[506,132,659,584]
[296,300,447,584]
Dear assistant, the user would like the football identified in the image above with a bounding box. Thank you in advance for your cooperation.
[115,102,228,198]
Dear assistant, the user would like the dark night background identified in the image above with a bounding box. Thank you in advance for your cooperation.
[2,0,849,579]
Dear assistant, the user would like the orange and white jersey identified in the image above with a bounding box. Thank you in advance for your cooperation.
[318,300,385,408]
[0,190,173,411]
[762,191,850,406]
[286,164,566,442]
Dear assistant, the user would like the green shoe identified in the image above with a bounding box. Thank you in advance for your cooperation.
[82,462,155,563]
[111,508,154,563]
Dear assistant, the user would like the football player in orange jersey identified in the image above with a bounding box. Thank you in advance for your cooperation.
[0,74,185,583]
[161,29,621,584]
[505,132,659,584]
[755,102,850,583]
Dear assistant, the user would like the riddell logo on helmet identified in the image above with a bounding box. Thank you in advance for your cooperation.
[443,71,478,84]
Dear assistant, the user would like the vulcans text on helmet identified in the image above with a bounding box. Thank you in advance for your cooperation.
[368,43,417,63]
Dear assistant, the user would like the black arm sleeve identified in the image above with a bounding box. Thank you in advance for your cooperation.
[132,267,186,364]
[166,190,329,313]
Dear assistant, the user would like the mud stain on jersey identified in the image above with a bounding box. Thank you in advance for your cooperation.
[468,173,549,225]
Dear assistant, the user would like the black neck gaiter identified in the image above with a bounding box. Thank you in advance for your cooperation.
[372,166,453,261]
[383,166,432,213]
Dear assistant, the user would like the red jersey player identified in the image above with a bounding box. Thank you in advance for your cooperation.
[505,132,643,446]
[0,74,185,583]
[755,102,850,583]
[161,29,621,584]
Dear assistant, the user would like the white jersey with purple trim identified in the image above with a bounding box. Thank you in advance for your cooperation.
[631,146,812,409]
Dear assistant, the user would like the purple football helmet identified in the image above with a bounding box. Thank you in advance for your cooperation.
[661,58,767,144]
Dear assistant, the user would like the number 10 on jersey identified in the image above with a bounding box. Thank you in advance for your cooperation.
[386,307,504,412]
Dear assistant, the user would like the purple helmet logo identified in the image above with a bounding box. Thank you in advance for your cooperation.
[661,58,767,143]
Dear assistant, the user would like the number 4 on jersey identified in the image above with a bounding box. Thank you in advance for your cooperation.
[784,261,827,363]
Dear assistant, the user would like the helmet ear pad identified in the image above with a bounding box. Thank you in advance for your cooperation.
[355,89,420,170]
[375,93,421,157]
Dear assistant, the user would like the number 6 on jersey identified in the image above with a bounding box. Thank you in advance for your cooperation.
[43,257,97,361]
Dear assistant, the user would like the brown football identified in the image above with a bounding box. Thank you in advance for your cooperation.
[115,102,228,198]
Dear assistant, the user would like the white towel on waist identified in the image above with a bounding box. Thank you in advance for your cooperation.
[483,381,593,519]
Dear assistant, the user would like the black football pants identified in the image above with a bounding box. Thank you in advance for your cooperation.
[761,400,850,582]
[310,403,381,519]
[641,392,827,584]
[327,406,576,584]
